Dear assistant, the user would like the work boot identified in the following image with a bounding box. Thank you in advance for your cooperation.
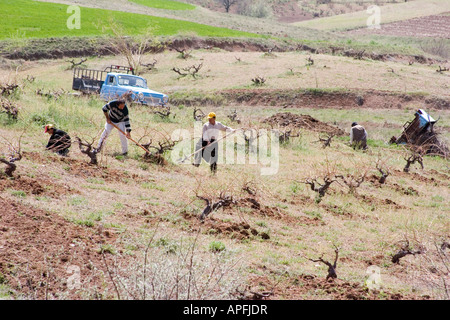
[210,162,217,174]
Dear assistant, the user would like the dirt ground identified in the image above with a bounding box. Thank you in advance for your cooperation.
[346,13,450,39]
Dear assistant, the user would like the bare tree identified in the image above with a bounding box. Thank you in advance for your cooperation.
[102,19,163,75]
[218,0,237,13]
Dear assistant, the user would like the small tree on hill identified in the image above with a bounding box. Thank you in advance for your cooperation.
[217,0,237,13]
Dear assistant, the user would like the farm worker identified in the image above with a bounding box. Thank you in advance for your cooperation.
[193,112,235,174]
[44,124,71,156]
[350,122,368,150]
[95,99,131,156]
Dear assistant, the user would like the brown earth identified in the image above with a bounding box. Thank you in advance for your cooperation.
[171,88,450,111]
[244,272,428,300]
[0,197,118,299]
[263,112,345,136]
[346,13,450,39]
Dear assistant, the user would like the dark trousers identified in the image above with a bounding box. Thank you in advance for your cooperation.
[194,138,218,173]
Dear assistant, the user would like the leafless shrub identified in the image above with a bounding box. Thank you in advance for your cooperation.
[0,130,24,177]
[151,105,172,118]
[193,107,205,121]
[392,237,424,264]
[196,191,236,221]
[75,137,98,165]
[403,149,424,173]
[305,245,340,280]
[0,97,19,120]
[0,82,20,97]
[251,76,266,86]
[277,128,300,144]
[65,58,87,70]
[140,58,158,72]
[172,63,203,79]
[314,133,334,148]
[227,109,241,124]
[375,158,390,184]
[139,130,178,165]
[436,66,449,73]
[335,170,367,195]
[304,176,337,203]
[172,47,192,59]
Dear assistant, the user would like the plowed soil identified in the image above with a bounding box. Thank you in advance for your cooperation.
[263,112,345,136]
[0,197,118,299]
[346,13,450,39]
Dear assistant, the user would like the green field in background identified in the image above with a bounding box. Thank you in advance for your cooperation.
[0,0,259,40]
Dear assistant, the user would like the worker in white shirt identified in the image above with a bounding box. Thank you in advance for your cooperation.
[193,112,235,174]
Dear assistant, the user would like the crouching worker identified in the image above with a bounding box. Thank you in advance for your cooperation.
[193,112,235,174]
[350,122,368,150]
[44,124,71,156]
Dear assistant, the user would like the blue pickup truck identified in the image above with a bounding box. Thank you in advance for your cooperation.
[72,65,168,106]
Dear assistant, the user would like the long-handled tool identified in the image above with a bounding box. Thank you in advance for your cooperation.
[109,122,152,154]
[177,129,237,164]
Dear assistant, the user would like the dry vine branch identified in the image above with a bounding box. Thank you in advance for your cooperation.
[376,159,390,184]
[392,238,424,264]
[193,107,205,121]
[404,150,424,172]
[75,137,98,165]
[306,245,340,280]
[66,58,87,69]
[0,130,24,177]
[0,97,19,120]
[140,58,157,72]
[172,63,203,79]
[196,191,235,221]
[251,76,266,86]
[0,83,20,97]
[436,66,449,73]
[314,133,334,148]
[304,176,337,202]
[227,109,241,124]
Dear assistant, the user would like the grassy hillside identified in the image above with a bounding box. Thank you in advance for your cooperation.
[293,0,450,31]
[0,0,261,40]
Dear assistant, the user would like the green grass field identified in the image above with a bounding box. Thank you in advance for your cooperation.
[129,0,196,10]
[0,0,260,40]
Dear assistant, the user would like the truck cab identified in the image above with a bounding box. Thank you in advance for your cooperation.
[72,65,168,106]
